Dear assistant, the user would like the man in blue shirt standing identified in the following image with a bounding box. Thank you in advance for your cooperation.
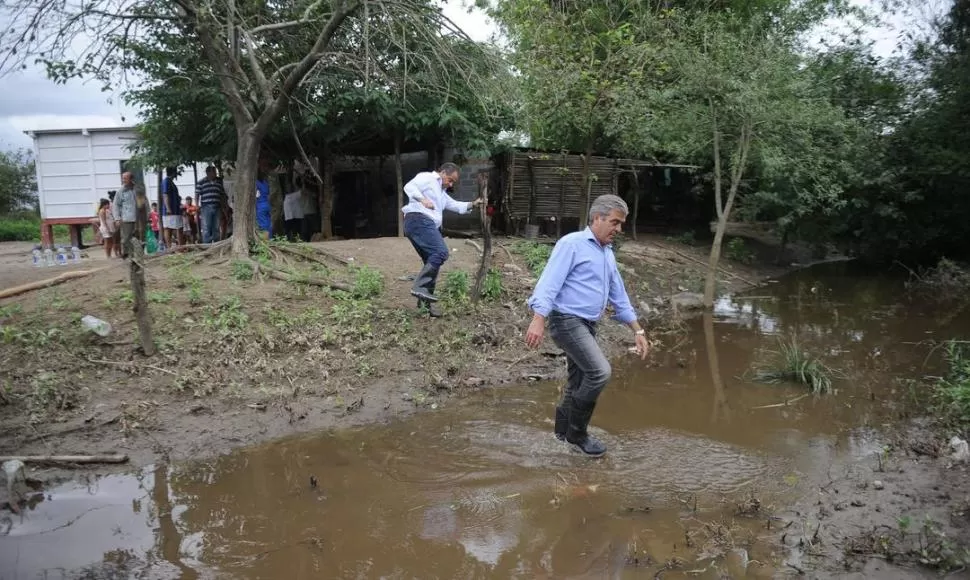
[402,162,483,316]
[525,194,650,456]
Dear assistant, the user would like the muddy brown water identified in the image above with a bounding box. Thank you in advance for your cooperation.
[3,262,967,579]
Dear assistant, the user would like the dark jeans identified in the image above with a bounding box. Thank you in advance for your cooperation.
[404,214,449,289]
[284,218,302,242]
[301,213,319,242]
[548,312,612,405]
[201,204,220,244]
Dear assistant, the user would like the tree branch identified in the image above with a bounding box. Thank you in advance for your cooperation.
[241,29,273,106]
[248,0,328,34]
[254,0,362,136]
[710,98,724,220]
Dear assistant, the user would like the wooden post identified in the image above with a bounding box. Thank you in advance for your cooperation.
[472,171,492,303]
[631,167,641,241]
[557,154,566,238]
[526,158,537,226]
[130,230,154,357]
[395,133,404,238]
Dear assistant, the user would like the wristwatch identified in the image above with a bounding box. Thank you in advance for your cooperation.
[635,330,645,336]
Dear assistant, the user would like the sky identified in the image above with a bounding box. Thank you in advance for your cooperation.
[0,0,942,153]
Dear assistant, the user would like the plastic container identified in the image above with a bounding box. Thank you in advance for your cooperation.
[31,248,42,267]
[80,315,112,337]
[55,247,68,266]
[43,248,54,267]
[71,246,82,264]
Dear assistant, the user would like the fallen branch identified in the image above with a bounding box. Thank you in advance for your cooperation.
[651,241,758,286]
[464,239,483,255]
[506,352,534,369]
[23,414,122,443]
[272,243,349,267]
[87,358,177,376]
[496,243,514,261]
[257,261,353,292]
[0,269,103,300]
[0,454,129,464]
[752,393,810,410]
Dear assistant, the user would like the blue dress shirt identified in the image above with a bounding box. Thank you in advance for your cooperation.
[527,228,638,324]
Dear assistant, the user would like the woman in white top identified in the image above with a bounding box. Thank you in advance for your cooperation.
[282,180,304,242]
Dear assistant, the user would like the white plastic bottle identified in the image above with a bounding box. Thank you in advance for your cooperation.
[31,247,42,267]
[55,247,68,266]
[80,315,112,337]
[71,246,82,264]
[43,248,54,267]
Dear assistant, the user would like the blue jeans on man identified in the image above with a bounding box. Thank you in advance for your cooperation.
[404,214,449,307]
[201,203,220,244]
[548,311,611,456]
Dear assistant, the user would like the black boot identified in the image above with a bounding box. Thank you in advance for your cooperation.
[417,298,442,318]
[554,404,568,441]
[566,398,606,456]
[410,263,438,302]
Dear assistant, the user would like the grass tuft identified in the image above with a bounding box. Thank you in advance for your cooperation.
[752,336,836,394]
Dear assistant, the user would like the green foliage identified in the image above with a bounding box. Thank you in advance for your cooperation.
[482,268,503,301]
[934,341,970,434]
[27,371,77,417]
[441,270,470,307]
[666,231,697,246]
[752,336,836,394]
[512,241,553,276]
[0,215,40,242]
[202,295,248,334]
[351,266,384,299]
[725,238,755,264]
[148,291,172,304]
[0,148,37,214]
[230,259,254,281]
[105,289,134,308]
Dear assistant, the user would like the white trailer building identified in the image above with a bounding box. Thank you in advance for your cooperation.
[26,126,206,247]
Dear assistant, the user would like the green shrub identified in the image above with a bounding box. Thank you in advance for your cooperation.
[482,268,503,301]
[725,238,755,264]
[512,241,553,276]
[352,266,384,299]
[0,217,40,242]
[230,259,254,281]
[935,341,970,433]
[441,270,470,306]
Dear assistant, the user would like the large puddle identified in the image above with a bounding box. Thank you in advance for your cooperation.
[3,262,967,579]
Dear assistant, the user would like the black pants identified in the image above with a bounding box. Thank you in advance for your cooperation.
[301,213,319,242]
[284,218,303,242]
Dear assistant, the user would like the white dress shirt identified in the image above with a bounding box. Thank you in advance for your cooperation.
[401,171,473,228]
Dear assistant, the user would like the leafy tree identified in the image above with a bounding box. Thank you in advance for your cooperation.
[617,7,856,306]
[0,148,37,215]
[0,0,501,257]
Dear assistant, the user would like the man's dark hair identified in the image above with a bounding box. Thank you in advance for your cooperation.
[205,165,216,174]
[165,166,177,177]
[438,162,460,176]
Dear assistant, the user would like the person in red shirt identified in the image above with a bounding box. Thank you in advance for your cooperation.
[182,196,199,244]
[149,203,160,241]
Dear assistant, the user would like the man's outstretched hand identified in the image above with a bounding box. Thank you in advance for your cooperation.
[525,316,544,349]
[633,333,650,360]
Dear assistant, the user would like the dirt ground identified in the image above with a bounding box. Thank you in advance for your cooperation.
[2,234,968,577]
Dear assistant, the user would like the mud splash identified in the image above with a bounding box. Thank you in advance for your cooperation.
[4,262,968,579]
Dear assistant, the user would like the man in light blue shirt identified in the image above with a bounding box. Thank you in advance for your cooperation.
[402,162,482,316]
[525,194,649,456]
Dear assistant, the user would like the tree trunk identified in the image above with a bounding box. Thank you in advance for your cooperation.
[578,138,595,227]
[704,121,751,309]
[231,127,261,256]
[321,147,335,239]
[395,133,404,238]
[472,172,492,303]
[130,241,155,356]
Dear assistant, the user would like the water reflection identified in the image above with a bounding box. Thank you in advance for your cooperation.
[8,262,970,579]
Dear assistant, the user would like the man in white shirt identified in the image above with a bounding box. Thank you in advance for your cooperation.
[401,162,482,316]
[283,179,304,242]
